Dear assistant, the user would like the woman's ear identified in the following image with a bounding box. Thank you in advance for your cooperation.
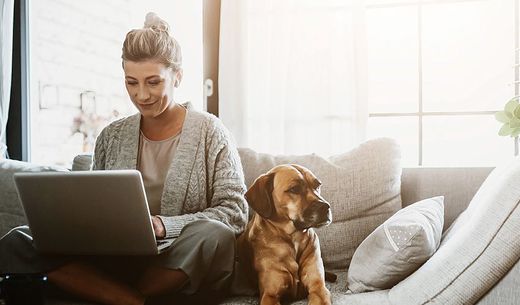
[174,69,183,87]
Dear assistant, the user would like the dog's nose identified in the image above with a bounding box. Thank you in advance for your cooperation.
[311,200,331,222]
[314,200,330,214]
[297,200,332,230]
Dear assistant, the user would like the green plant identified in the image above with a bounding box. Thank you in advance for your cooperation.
[495,97,520,137]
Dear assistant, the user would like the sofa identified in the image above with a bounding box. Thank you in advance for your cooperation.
[1,138,520,305]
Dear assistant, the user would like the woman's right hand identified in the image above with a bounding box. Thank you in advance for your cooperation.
[151,216,166,239]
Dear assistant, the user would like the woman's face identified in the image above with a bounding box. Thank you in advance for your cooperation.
[123,60,179,118]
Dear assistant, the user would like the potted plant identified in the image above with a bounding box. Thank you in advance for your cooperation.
[495,97,520,156]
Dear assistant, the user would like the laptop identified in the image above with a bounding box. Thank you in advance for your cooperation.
[13,170,175,255]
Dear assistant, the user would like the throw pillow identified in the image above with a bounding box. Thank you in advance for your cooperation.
[238,137,402,269]
[347,196,444,293]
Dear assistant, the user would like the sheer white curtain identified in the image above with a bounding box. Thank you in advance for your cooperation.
[219,0,368,156]
[0,0,14,158]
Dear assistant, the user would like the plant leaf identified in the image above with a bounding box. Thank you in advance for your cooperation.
[510,116,520,128]
[495,111,512,123]
[511,128,520,137]
[499,123,513,136]
[514,104,520,118]
[505,98,519,113]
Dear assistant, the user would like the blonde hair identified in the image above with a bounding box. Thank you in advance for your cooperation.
[122,12,182,71]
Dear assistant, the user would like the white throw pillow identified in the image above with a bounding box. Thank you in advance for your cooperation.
[347,196,444,293]
[238,138,402,269]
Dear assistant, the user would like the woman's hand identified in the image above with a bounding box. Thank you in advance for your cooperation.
[151,216,166,239]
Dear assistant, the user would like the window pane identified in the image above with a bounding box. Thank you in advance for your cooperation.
[422,0,515,112]
[29,0,202,167]
[367,116,418,166]
[423,115,513,166]
[367,6,419,113]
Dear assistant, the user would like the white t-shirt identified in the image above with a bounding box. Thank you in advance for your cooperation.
[137,130,181,215]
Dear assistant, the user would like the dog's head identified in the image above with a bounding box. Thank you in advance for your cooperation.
[245,164,332,230]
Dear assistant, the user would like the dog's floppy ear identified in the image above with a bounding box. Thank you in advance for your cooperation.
[245,173,275,219]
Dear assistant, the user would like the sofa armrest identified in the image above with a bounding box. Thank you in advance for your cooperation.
[72,154,93,171]
[476,257,520,304]
[401,167,493,231]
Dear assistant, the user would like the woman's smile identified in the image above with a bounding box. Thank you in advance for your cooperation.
[139,100,159,107]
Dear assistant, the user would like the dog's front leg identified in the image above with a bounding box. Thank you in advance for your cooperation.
[259,293,282,305]
[307,286,331,305]
[257,270,291,305]
[300,256,331,305]
[302,274,331,305]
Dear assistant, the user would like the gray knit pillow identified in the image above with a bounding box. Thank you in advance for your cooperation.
[347,196,444,293]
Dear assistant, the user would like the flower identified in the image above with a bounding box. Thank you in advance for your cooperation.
[71,111,107,139]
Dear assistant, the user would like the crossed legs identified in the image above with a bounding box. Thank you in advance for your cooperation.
[47,262,188,305]
[0,220,235,305]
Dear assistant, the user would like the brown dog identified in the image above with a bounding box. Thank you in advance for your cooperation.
[237,164,332,305]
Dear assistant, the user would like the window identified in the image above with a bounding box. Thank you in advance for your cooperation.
[28,0,203,167]
[220,0,515,166]
[366,0,516,166]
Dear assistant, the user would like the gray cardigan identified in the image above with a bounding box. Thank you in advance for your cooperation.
[92,105,248,238]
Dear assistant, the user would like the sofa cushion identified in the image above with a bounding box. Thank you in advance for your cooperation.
[347,196,444,293]
[220,270,390,305]
[72,154,94,171]
[0,160,67,237]
[238,138,402,269]
[389,156,520,304]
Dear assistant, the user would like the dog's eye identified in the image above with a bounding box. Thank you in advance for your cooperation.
[313,179,322,189]
[288,185,302,194]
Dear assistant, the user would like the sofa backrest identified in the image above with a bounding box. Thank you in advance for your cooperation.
[0,153,493,268]
[401,167,492,231]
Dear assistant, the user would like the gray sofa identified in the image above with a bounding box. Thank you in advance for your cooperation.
[1,148,520,305]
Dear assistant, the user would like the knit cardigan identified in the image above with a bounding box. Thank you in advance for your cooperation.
[92,104,248,238]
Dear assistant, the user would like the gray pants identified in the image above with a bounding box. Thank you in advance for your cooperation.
[0,219,235,294]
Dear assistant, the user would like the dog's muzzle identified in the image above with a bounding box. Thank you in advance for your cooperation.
[293,200,332,230]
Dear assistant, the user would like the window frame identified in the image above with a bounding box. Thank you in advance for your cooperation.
[7,0,30,161]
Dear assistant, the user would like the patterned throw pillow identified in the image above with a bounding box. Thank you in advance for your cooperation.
[347,196,444,293]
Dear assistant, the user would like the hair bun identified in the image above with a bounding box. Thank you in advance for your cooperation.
[144,12,170,33]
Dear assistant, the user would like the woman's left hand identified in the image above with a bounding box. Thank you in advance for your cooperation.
[151,216,166,239]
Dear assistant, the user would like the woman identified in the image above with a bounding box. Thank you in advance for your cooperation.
[0,12,248,305]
